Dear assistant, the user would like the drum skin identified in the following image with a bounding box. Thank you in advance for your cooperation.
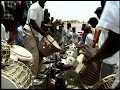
[10,45,33,62]
[1,75,18,89]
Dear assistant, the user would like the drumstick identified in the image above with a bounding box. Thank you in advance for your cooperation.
[75,54,84,73]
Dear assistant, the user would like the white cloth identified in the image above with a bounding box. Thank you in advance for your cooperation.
[1,1,5,11]
[1,24,8,41]
[97,1,120,34]
[97,1,120,65]
[24,1,44,41]
[85,33,93,45]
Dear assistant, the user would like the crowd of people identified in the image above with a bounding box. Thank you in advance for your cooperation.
[1,1,119,89]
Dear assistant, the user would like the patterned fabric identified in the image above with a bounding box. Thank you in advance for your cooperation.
[4,1,15,20]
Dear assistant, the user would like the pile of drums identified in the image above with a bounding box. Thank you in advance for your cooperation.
[1,40,33,89]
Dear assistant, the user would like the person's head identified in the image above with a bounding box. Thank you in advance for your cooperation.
[45,8,48,11]
[38,1,46,8]
[94,7,102,19]
[67,23,71,29]
[59,25,63,32]
[88,17,98,28]
[72,27,76,33]
[84,25,92,34]
[81,24,86,31]
[51,17,54,22]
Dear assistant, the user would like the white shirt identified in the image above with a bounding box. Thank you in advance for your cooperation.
[69,32,79,44]
[24,1,44,41]
[85,33,93,45]
[1,24,8,41]
[1,1,5,11]
[97,1,119,34]
[97,1,120,65]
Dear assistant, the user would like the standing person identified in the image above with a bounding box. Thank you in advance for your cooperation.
[50,17,54,24]
[97,1,119,80]
[21,1,32,26]
[84,25,93,46]
[3,1,17,44]
[88,17,98,35]
[64,22,72,46]
[92,1,106,48]
[1,3,9,41]
[23,1,49,77]
[14,1,23,27]
[81,1,120,88]
[69,27,79,45]
[78,24,86,45]
[44,8,50,24]
[78,25,93,46]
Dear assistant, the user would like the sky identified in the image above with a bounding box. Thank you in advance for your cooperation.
[44,1,101,22]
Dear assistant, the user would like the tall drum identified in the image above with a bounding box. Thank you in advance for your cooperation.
[75,54,101,86]
[38,35,61,57]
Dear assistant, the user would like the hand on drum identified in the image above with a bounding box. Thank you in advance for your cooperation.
[78,44,98,63]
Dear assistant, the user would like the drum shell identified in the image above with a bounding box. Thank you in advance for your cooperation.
[1,40,11,63]
[38,35,61,57]
[79,61,100,86]
[1,59,32,89]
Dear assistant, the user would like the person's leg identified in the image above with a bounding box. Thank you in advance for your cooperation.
[99,62,115,80]
[23,30,39,76]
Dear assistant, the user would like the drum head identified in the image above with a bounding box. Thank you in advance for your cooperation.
[46,35,61,50]
[10,45,32,61]
[1,75,18,89]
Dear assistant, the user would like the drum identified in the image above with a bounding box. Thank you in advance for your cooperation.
[10,45,33,66]
[38,35,61,57]
[1,59,32,89]
[64,48,77,59]
[75,54,100,86]
[1,40,11,63]
[61,48,77,66]
[92,74,116,89]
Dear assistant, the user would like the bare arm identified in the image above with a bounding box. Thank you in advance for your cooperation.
[30,19,45,36]
[89,30,120,62]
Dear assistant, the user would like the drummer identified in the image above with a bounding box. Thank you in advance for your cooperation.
[81,1,120,88]
[23,1,50,77]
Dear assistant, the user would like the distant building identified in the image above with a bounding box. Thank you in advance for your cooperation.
[63,20,87,32]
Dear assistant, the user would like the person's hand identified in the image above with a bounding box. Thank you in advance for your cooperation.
[79,44,98,63]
